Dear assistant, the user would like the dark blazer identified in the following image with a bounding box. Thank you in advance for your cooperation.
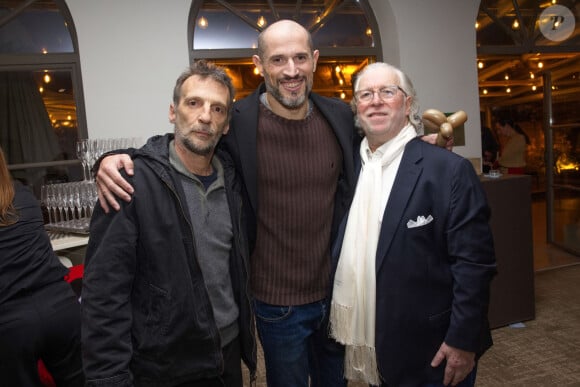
[220,84,358,250]
[333,137,497,386]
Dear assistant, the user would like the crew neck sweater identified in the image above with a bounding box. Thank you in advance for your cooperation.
[252,103,342,305]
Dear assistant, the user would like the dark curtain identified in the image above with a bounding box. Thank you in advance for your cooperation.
[0,71,61,183]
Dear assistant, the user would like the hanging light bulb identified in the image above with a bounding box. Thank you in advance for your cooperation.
[257,16,267,28]
[43,73,51,83]
[197,16,208,29]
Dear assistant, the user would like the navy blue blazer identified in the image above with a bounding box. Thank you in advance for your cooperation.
[333,137,497,386]
[220,84,358,251]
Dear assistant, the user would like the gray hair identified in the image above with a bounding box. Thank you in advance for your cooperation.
[351,62,424,135]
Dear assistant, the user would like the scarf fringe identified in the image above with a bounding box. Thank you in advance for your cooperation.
[344,344,381,386]
[329,302,353,343]
[330,303,380,386]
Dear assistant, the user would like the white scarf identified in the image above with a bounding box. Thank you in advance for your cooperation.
[330,125,417,385]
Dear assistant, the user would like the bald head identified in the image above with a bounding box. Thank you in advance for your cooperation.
[257,19,313,60]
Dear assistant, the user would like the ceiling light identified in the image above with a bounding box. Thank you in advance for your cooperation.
[512,19,520,30]
[197,16,208,29]
[506,87,511,93]
[43,74,51,83]
[257,16,267,28]
[538,62,544,69]
[478,61,484,69]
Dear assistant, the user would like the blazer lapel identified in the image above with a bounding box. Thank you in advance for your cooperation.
[375,139,423,271]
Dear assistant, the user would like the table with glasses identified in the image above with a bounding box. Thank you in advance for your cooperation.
[44,137,141,257]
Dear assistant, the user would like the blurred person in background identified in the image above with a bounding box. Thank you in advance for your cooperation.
[494,118,530,174]
[481,124,499,174]
[0,146,84,386]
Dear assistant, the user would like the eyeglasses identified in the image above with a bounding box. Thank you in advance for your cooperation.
[355,85,407,103]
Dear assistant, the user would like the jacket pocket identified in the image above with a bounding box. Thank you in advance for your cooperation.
[145,282,169,337]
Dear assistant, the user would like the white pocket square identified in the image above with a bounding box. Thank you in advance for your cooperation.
[407,215,433,229]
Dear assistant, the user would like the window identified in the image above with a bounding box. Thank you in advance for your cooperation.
[0,0,86,194]
[189,0,381,101]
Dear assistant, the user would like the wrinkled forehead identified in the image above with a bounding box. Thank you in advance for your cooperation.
[181,75,230,104]
[356,67,399,90]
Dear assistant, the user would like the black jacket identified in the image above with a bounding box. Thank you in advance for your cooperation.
[220,84,359,252]
[82,134,256,386]
[0,181,68,305]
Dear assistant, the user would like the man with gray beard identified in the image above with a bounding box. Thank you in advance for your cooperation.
[81,60,256,387]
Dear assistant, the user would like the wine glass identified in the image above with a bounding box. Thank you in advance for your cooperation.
[41,185,53,225]
[76,139,89,181]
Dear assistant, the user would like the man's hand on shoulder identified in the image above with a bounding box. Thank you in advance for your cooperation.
[421,133,454,150]
[96,154,135,213]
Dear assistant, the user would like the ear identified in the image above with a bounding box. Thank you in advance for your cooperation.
[252,55,264,76]
[222,123,230,136]
[168,103,176,123]
[312,49,320,72]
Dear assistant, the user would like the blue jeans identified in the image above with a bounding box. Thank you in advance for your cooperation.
[420,366,478,387]
[254,299,346,387]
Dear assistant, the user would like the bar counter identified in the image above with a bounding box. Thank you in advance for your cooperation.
[480,173,536,328]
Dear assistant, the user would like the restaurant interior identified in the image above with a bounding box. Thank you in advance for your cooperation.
[0,0,579,385]
[1,0,579,282]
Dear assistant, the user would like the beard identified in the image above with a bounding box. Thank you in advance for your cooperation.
[175,125,219,157]
[264,75,310,110]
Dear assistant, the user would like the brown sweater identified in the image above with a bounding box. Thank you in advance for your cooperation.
[252,103,343,305]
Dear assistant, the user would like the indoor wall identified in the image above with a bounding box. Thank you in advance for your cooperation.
[65,0,483,161]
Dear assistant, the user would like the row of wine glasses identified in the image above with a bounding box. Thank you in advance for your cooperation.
[41,181,98,233]
[76,137,142,181]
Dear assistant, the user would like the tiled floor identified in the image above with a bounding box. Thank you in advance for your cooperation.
[532,197,580,271]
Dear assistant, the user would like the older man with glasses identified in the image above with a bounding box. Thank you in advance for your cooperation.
[329,62,497,387]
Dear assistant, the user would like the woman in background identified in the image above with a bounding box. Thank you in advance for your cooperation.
[0,147,84,386]
[494,118,530,174]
